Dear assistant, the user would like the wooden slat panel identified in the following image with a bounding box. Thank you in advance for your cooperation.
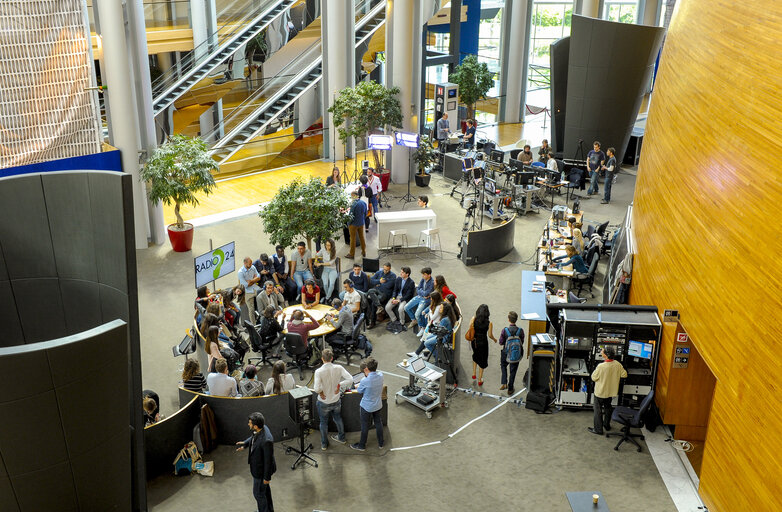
[628,0,782,509]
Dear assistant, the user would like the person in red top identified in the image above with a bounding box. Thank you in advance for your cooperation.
[434,275,456,301]
[286,309,320,347]
[301,279,321,308]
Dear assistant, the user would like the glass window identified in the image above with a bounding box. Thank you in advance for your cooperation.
[603,1,638,24]
[526,1,574,112]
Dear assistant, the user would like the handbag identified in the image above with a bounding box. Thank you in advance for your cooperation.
[464,320,475,342]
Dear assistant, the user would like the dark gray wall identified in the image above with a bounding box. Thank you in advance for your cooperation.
[563,15,664,164]
[0,171,143,511]
[549,36,570,156]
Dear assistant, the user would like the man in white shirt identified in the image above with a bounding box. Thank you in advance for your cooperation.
[367,169,382,220]
[239,257,262,324]
[206,358,238,397]
[342,279,362,315]
[313,348,353,450]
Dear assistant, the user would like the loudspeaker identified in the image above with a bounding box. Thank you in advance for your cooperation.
[549,36,570,154]
[362,257,380,273]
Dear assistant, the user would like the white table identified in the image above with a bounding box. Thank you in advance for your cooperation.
[376,210,437,250]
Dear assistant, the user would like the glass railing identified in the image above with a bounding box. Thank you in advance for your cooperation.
[150,0,283,100]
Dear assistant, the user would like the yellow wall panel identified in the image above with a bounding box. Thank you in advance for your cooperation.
[628,0,782,510]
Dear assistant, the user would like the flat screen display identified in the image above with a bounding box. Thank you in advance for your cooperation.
[627,340,653,359]
[448,88,457,98]
[490,149,504,163]
[484,178,496,194]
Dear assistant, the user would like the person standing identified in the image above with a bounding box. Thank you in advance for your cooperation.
[468,304,497,386]
[538,139,551,162]
[236,412,276,512]
[351,357,385,451]
[498,311,523,394]
[601,147,617,204]
[586,141,606,196]
[588,347,628,435]
[367,168,382,219]
[313,348,353,450]
[238,257,262,324]
[359,175,375,232]
[436,112,451,150]
[463,119,476,149]
[347,190,368,259]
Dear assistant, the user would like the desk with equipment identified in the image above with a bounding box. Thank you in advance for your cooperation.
[536,208,584,289]
[520,270,550,359]
[395,356,447,418]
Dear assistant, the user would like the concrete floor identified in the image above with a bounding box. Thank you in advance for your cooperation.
[139,166,676,511]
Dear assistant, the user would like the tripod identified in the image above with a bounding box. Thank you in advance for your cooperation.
[400,146,416,203]
[286,414,317,470]
[456,202,477,259]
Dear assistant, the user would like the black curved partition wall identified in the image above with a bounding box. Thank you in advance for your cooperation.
[0,171,142,511]
[460,215,516,266]
[562,15,664,164]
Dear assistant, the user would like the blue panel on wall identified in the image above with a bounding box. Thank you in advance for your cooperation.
[0,150,122,178]
[459,0,481,61]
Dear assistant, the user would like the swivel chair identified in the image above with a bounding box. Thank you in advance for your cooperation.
[329,313,366,365]
[606,391,655,452]
[283,333,309,380]
[508,148,522,160]
[564,167,584,203]
[572,252,599,297]
[244,320,281,367]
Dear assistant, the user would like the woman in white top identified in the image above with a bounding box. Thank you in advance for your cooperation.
[418,291,443,339]
[314,238,339,300]
[265,360,296,395]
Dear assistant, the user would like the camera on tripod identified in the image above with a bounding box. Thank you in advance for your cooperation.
[429,324,450,337]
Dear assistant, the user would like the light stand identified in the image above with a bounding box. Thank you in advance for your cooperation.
[286,387,317,470]
[394,131,420,204]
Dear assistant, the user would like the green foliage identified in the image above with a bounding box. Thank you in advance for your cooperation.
[327,81,402,145]
[246,30,268,60]
[412,136,437,174]
[449,55,495,117]
[258,177,351,248]
[140,135,217,228]
[533,7,573,27]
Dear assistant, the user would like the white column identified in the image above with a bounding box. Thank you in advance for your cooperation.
[640,0,661,25]
[96,0,150,249]
[321,0,355,162]
[500,0,530,123]
[386,0,415,184]
[578,0,600,18]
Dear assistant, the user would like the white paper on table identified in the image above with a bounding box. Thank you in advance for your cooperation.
[521,312,541,320]
[535,275,546,282]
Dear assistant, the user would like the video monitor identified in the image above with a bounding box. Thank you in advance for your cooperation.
[627,340,653,359]
[516,171,536,186]
[508,158,524,172]
[490,149,504,164]
[484,178,497,194]
[462,157,475,171]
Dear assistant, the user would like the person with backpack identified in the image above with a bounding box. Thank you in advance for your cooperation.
[499,311,524,395]
[236,412,276,512]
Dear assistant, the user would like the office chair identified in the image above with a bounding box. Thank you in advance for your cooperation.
[572,252,599,297]
[564,167,584,203]
[596,220,609,238]
[606,391,655,452]
[244,320,281,367]
[584,223,596,240]
[282,333,309,380]
[567,292,587,304]
[329,313,366,365]
[509,148,522,160]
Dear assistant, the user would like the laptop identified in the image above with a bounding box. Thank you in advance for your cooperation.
[410,356,426,373]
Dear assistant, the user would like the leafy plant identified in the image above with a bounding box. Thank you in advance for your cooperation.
[412,136,437,175]
[140,135,218,229]
[258,177,351,249]
[327,81,402,169]
[449,54,495,120]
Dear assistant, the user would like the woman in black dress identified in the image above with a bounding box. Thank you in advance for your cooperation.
[469,304,497,386]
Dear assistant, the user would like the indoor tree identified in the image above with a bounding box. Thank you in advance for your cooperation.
[258,177,351,249]
[141,134,217,230]
[327,80,402,170]
[449,54,495,121]
[413,135,437,175]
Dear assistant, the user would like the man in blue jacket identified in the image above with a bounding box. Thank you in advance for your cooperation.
[404,267,434,333]
[385,266,416,324]
[347,190,367,259]
[366,262,395,328]
[236,412,276,512]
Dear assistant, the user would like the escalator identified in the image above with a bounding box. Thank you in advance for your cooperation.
[150,0,295,117]
[207,0,386,166]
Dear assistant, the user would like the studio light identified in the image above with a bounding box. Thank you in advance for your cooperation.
[394,131,419,148]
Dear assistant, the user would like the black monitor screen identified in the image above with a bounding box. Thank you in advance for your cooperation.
[490,149,504,164]
[508,158,523,172]
[463,158,474,170]
[517,172,535,186]
[448,88,458,98]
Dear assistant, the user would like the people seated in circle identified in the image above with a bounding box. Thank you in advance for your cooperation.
[257,280,285,312]
[253,252,276,288]
[433,274,457,301]
[345,263,370,293]
[195,285,211,310]
[257,305,284,348]
[181,359,207,393]
[265,360,296,394]
[314,238,339,301]
[366,262,396,328]
[286,309,320,347]
[207,358,238,397]
[220,288,242,333]
[324,298,354,345]
[301,279,321,309]
[291,241,315,294]
[239,364,265,397]
[272,245,297,302]
[385,266,415,324]
[445,293,461,321]
[340,279,362,317]
[405,267,434,332]
[410,302,457,359]
[416,291,443,340]
[551,245,589,274]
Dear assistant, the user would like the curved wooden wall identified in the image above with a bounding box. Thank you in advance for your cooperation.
[629,0,782,510]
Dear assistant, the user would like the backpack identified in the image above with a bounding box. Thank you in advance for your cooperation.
[504,327,523,364]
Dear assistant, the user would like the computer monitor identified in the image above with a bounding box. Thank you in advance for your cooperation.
[484,177,497,194]
[627,340,653,359]
[490,149,504,164]
[517,171,535,186]
[462,157,475,171]
[508,158,524,172]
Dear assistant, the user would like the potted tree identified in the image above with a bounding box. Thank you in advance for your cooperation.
[141,134,218,252]
[258,177,351,249]
[413,135,437,187]
[449,54,495,122]
[327,80,402,187]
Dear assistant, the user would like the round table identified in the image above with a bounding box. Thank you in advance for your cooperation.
[281,304,338,339]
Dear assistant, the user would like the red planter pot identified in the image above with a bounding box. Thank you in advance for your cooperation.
[379,169,391,191]
[167,223,194,252]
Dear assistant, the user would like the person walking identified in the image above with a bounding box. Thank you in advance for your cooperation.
[498,311,524,394]
[351,357,385,451]
[467,304,497,386]
[236,412,276,512]
[588,347,628,435]
[313,348,353,450]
